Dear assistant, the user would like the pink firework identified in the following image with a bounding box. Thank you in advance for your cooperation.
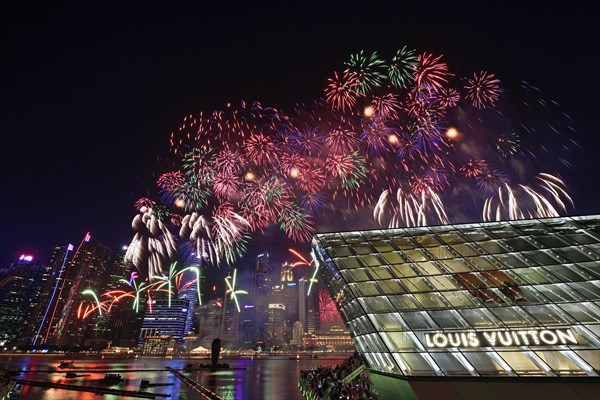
[244,132,278,166]
[319,288,340,323]
[414,53,453,92]
[465,71,502,109]
[325,127,360,154]
[410,176,434,195]
[213,149,246,176]
[296,166,326,193]
[460,159,488,177]
[279,153,310,178]
[169,213,183,226]
[324,70,360,112]
[370,93,402,119]
[157,171,185,192]
[213,171,242,199]
[437,87,461,108]
[134,197,156,211]
[324,152,367,189]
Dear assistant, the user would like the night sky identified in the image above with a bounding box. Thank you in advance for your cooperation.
[1,1,598,268]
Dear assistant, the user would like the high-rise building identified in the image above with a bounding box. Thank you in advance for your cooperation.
[0,255,47,348]
[298,274,318,335]
[178,254,203,336]
[51,236,112,348]
[29,243,73,347]
[220,271,242,349]
[266,301,286,349]
[138,299,190,344]
[252,252,272,344]
[313,215,600,400]
[268,261,300,346]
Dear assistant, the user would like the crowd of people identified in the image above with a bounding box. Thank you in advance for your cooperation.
[299,352,379,400]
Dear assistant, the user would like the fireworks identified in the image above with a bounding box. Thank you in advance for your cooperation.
[465,71,502,109]
[225,268,247,312]
[388,46,418,89]
[318,288,341,323]
[123,46,578,281]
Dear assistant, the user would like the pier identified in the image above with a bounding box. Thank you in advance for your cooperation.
[14,379,171,399]
[166,367,224,400]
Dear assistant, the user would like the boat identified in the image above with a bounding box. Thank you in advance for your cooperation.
[65,372,77,378]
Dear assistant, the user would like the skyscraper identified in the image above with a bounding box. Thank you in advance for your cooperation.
[0,255,47,348]
[51,237,112,348]
[251,252,272,344]
[29,243,73,347]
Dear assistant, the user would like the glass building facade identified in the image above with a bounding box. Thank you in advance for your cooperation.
[312,215,600,399]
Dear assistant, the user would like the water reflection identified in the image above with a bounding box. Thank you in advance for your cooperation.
[1,355,346,400]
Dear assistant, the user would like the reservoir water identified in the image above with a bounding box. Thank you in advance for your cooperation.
[1,354,346,400]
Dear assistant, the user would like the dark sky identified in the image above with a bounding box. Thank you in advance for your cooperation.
[1,1,598,267]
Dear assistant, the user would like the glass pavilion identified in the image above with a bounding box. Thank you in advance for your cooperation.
[312,215,600,399]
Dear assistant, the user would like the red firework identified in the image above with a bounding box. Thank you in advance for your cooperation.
[134,197,156,211]
[319,288,340,323]
[460,159,488,177]
[414,53,453,92]
[324,70,360,111]
[465,71,502,109]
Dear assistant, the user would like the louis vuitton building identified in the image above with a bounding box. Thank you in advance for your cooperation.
[312,215,600,399]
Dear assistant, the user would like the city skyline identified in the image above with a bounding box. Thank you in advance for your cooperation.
[1,2,598,268]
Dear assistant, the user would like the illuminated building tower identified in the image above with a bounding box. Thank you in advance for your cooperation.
[177,253,203,336]
[220,272,241,349]
[252,252,272,344]
[29,243,73,347]
[299,274,318,335]
[52,236,113,349]
[0,255,46,348]
[239,303,256,349]
[178,268,199,335]
[266,300,286,349]
[313,215,600,400]
[278,261,299,345]
[138,299,190,345]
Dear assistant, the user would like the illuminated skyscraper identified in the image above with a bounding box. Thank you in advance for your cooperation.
[252,252,272,344]
[52,237,112,349]
[29,243,73,347]
[299,274,318,335]
[138,299,190,343]
[0,255,46,347]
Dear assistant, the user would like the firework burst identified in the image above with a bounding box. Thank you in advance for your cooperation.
[125,47,578,280]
